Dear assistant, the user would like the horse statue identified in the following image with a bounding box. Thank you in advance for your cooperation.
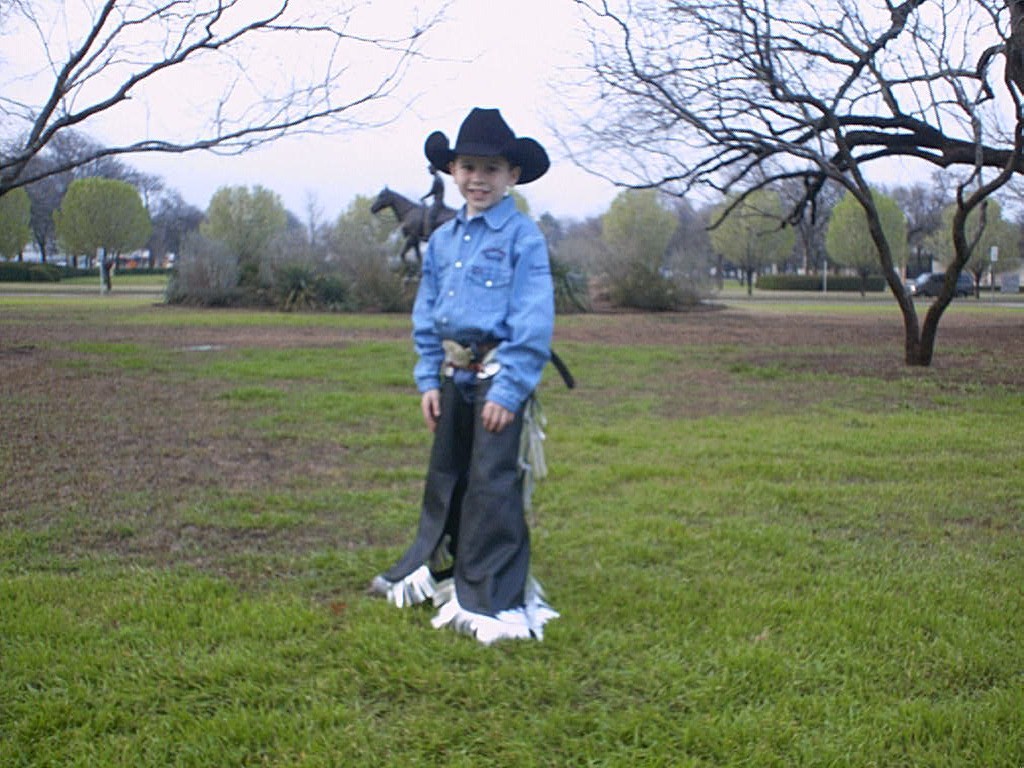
[370,187,456,267]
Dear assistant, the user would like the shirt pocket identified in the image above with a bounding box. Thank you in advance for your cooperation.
[467,262,512,290]
[464,257,513,325]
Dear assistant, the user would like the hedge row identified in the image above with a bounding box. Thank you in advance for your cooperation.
[0,262,63,282]
[0,264,172,282]
[756,274,887,292]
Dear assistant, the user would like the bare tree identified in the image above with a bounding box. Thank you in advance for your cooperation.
[779,177,843,276]
[666,196,714,287]
[147,190,203,269]
[563,0,1024,365]
[1,0,444,197]
[891,176,954,276]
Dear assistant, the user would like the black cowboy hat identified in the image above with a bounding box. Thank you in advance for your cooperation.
[424,108,550,184]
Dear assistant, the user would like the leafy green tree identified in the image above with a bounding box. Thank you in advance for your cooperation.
[0,188,33,260]
[600,189,682,309]
[709,190,795,296]
[826,190,908,295]
[926,200,1019,296]
[200,185,287,287]
[53,178,151,292]
[23,130,138,265]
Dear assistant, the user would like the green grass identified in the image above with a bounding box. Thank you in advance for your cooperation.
[61,273,169,289]
[1,299,1022,767]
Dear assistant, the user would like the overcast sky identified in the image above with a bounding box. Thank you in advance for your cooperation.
[5,0,945,225]
[125,0,621,224]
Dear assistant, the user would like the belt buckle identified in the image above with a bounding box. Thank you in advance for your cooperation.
[477,361,501,379]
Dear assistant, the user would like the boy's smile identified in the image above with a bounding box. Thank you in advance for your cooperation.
[449,155,521,216]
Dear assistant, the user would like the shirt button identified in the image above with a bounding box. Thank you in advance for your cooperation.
[448,290,455,297]
[485,280,493,287]
[454,261,462,268]
[463,234,471,242]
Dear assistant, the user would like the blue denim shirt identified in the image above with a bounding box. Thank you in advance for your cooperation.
[412,195,554,412]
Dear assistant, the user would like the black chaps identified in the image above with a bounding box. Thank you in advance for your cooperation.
[383,378,529,616]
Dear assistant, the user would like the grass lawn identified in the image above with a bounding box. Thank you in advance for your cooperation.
[1,296,1022,767]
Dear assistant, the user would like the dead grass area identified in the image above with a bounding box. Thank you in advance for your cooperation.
[557,307,1023,385]
[2,302,1021,576]
[1,337,367,576]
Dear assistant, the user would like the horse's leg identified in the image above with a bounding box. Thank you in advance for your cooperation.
[401,236,416,265]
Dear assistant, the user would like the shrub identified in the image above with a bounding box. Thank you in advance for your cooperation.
[314,275,351,311]
[600,257,700,310]
[165,233,241,306]
[551,258,590,314]
[272,263,318,311]
[266,260,353,312]
[332,235,413,313]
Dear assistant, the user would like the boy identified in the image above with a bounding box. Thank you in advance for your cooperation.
[368,108,558,644]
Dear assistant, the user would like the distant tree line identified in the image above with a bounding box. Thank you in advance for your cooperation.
[2,129,1023,308]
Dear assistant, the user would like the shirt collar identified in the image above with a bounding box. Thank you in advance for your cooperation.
[455,195,518,231]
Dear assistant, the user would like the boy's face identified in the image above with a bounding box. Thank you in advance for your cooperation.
[449,155,521,216]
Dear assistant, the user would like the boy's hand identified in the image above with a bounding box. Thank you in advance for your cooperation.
[421,389,441,431]
[481,400,514,433]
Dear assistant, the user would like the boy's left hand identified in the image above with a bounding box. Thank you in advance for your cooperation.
[481,400,514,433]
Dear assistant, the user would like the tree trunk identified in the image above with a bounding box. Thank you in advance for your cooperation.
[1007,0,1024,91]
[33,235,44,263]
[891,277,935,365]
[916,313,941,366]
[896,288,956,366]
[904,327,932,365]
[100,249,112,293]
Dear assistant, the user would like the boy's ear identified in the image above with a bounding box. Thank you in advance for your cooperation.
[510,166,522,184]
[447,160,457,174]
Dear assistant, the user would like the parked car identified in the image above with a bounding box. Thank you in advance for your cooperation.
[906,271,974,298]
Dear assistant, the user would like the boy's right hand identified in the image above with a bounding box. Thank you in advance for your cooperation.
[421,389,441,432]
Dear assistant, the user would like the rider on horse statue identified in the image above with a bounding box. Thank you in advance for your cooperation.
[420,164,445,238]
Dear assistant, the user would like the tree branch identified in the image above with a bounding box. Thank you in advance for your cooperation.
[1,0,445,195]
